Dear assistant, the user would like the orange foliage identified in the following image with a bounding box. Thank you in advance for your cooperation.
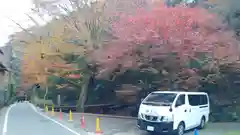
[20,19,86,87]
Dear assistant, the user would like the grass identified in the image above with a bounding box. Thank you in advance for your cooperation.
[225,131,240,135]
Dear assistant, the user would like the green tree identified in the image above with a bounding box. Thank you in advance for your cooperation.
[206,0,240,37]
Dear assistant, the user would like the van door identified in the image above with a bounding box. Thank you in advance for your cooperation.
[187,94,201,128]
[200,94,210,122]
[173,94,189,130]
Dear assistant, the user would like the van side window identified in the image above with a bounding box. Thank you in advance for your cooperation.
[201,95,208,105]
[175,94,185,107]
[188,94,208,106]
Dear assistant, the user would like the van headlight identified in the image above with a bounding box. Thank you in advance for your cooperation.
[161,115,173,122]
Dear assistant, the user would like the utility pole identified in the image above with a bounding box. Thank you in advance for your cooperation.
[44,67,48,101]
[7,70,12,103]
[6,47,15,105]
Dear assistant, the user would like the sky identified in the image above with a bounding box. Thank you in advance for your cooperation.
[0,0,34,47]
[0,0,93,47]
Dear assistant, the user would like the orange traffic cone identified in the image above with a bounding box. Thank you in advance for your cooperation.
[95,117,103,134]
[80,114,86,128]
[59,108,62,120]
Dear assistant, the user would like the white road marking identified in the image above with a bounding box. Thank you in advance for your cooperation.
[2,103,16,135]
[28,103,81,135]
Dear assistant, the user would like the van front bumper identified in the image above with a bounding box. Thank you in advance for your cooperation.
[137,119,174,133]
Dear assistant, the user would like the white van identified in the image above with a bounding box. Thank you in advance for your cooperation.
[137,91,209,135]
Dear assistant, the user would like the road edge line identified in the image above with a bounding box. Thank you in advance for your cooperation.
[2,103,16,135]
[28,103,81,135]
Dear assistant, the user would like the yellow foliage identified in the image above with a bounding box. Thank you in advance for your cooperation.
[16,1,110,86]
[20,19,86,86]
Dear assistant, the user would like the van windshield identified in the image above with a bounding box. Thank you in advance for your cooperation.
[142,93,177,106]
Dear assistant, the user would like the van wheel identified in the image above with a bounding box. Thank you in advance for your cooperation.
[176,122,185,135]
[147,131,157,135]
[198,117,205,129]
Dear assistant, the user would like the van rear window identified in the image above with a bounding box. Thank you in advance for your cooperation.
[143,93,177,106]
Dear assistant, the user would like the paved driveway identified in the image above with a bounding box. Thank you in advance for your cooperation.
[50,111,240,135]
[2,102,239,135]
[0,102,87,135]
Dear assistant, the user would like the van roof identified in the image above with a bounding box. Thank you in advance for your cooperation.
[152,91,208,95]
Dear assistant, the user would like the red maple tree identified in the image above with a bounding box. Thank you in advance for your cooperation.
[91,3,240,89]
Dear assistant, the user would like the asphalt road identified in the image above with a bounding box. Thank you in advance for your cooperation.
[52,111,240,135]
[0,102,87,135]
[3,102,240,135]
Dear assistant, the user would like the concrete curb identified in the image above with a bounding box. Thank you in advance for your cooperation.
[72,112,137,120]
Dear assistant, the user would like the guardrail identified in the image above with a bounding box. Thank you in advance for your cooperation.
[38,103,137,115]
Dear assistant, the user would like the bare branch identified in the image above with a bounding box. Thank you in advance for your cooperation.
[6,17,36,38]
[25,13,40,27]
[30,8,48,22]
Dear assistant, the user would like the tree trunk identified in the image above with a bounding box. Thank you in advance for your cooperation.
[77,76,90,112]
[44,85,48,100]
[31,87,36,104]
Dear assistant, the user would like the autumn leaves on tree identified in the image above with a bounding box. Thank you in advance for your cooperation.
[92,3,240,89]
[10,0,240,110]
[20,18,85,87]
